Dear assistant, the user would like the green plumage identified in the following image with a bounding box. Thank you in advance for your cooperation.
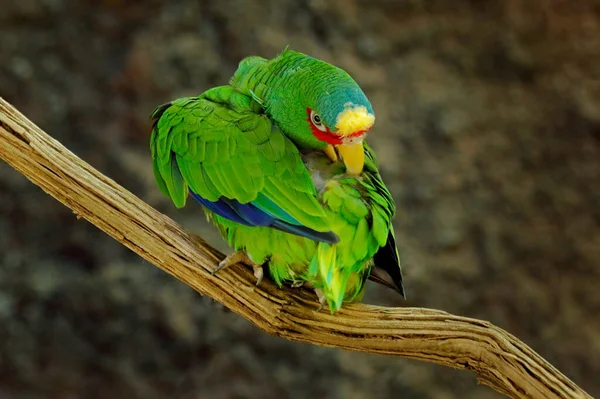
[150,49,403,311]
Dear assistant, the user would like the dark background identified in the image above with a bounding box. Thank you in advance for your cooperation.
[1,1,599,398]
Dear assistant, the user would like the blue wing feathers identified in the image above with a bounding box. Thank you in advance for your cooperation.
[189,190,339,244]
[221,197,275,226]
[270,221,340,244]
[189,191,252,226]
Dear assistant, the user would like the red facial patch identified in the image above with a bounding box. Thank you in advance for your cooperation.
[307,108,342,145]
[307,108,369,145]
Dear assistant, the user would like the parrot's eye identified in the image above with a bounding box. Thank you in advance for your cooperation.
[310,110,327,132]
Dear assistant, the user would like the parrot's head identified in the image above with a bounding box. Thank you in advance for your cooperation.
[307,89,374,176]
[265,50,376,176]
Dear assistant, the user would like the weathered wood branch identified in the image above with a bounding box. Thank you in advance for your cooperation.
[0,97,592,399]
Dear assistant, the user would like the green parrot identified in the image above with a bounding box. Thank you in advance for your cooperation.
[150,48,404,311]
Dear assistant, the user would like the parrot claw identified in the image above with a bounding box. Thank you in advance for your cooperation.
[291,281,304,288]
[253,265,264,286]
[302,282,327,311]
[213,250,263,285]
[314,288,327,312]
[213,252,243,275]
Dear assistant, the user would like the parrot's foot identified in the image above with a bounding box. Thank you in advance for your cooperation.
[213,250,264,286]
[314,288,327,312]
[302,282,328,311]
[291,281,304,288]
[252,265,264,286]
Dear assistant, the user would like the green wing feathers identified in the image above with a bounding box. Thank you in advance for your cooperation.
[304,144,399,310]
[150,86,333,234]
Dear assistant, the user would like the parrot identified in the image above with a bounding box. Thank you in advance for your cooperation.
[150,48,404,311]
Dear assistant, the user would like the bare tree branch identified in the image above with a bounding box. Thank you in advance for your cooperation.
[0,97,592,399]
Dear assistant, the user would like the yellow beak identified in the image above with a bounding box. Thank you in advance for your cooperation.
[336,143,364,176]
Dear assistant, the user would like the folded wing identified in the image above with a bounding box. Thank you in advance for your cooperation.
[150,86,338,244]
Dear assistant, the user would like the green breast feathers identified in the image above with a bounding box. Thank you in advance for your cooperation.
[150,48,404,311]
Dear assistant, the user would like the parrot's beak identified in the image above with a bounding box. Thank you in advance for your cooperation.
[324,144,338,162]
[327,104,372,175]
[323,140,366,176]
[336,142,364,176]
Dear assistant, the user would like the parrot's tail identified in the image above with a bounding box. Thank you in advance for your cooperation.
[309,242,348,311]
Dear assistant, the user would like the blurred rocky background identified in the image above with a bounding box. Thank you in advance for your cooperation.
[1,0,599,398]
